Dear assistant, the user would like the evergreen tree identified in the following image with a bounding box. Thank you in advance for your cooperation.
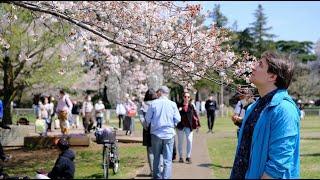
[234,28,255,55]
[209,4,228,28]
[250,4,276,57]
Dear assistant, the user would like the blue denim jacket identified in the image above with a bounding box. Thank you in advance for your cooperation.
[145,96,181,139]
[234,89,300,179]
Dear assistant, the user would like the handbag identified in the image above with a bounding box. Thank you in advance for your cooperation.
[127,109,136,117]
[191,111,200,130]
[35,119,46,134]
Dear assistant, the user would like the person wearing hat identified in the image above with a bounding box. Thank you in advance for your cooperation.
[145,86,181,179]
[36,138,75,179]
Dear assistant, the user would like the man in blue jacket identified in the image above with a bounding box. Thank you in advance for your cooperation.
[230,51,300,179]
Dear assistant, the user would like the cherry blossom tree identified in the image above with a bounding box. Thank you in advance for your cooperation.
[3,1,254,89]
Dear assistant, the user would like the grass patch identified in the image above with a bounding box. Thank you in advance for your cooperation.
[5,143,146,179]
[206,115,320,179]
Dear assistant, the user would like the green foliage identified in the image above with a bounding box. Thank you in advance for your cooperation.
[275,40,317,62]
[230,28,255,55]
[194,78,220,94]
[209,4,228,28]
[27,52,83,89]
[249,4,276,57]
[0,4,83,124]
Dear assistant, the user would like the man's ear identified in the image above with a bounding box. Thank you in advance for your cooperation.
[268,73,277,83]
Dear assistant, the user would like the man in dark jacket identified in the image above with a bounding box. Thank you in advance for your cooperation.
[36,137,75,179]
[205,95,218,133]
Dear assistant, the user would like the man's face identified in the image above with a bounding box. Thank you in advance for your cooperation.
[249,58,276,88]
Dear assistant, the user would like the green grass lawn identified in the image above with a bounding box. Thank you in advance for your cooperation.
[5,142,146,179]
[9,110,320,178]
[6,115,146,179]
[204,114,320,179]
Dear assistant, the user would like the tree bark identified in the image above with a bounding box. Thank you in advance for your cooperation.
[2,49,15,125]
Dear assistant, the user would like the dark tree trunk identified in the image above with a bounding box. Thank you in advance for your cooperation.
[102,85,110,108]
[2,49,15,125]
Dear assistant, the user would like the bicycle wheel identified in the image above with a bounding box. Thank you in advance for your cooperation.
[112,144,120,174]
[103,146,110,179]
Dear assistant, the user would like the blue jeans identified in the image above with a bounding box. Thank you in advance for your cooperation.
[151,134,174,179]
[177,127,193,159]
[147,146,164,175]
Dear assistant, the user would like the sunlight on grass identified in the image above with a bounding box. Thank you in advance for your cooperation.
[207,115,320,179]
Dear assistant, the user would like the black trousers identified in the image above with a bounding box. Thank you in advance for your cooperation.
[173,138,177,159]
[118,115,124,128]
[0,142,5,161]
[207,111,216,130]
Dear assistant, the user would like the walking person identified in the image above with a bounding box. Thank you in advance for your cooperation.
[39,100,48,136]
[176,92,201,164]
[47,96,55,132]
[230,51,301,179]
[145,86,181,179]
[138,88,158,176]
[115,101,126,129]
[81,95,94,134]
[94,100,105,129]
[56,90,73,135]
[71,100,81,129]
[205,95,218,133]
[123,94,137,136]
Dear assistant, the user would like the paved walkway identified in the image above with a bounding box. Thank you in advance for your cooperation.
[135,131,213,179]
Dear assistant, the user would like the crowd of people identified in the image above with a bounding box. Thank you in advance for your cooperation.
[0,50,304,179]
[32,90,107,136]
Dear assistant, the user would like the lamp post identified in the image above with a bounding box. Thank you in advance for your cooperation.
[219,71,225,117]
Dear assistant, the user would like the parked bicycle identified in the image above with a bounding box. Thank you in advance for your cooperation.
[94,127,120,179]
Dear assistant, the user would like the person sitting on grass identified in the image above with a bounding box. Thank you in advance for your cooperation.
[36,137,75,179]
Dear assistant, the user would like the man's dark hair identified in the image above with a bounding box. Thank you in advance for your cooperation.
[262,51,295,89]
[57,138,70,151]
[59,90,65,95]
[144,88,158,101]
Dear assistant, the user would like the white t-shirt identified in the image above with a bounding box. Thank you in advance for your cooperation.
[116,103,126,115]
[234,100,246,118]
[95,103,105,117]
[82,101,94,114]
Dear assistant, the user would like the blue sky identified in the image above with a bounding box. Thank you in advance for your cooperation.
[179,1,320,43]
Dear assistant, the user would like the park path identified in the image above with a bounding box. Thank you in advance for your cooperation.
[134,131,213,179]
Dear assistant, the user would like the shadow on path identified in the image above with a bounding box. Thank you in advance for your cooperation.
[198,163,232,169]
[301,153,320,157]
[135,173,152,177]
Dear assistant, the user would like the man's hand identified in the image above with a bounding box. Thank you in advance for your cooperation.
[231,115,239,123]
[261,172,273,179]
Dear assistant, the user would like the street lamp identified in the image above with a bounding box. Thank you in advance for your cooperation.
[219,71,225,117]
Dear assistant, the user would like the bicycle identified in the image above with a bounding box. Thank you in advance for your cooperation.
[95,127,120,179]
